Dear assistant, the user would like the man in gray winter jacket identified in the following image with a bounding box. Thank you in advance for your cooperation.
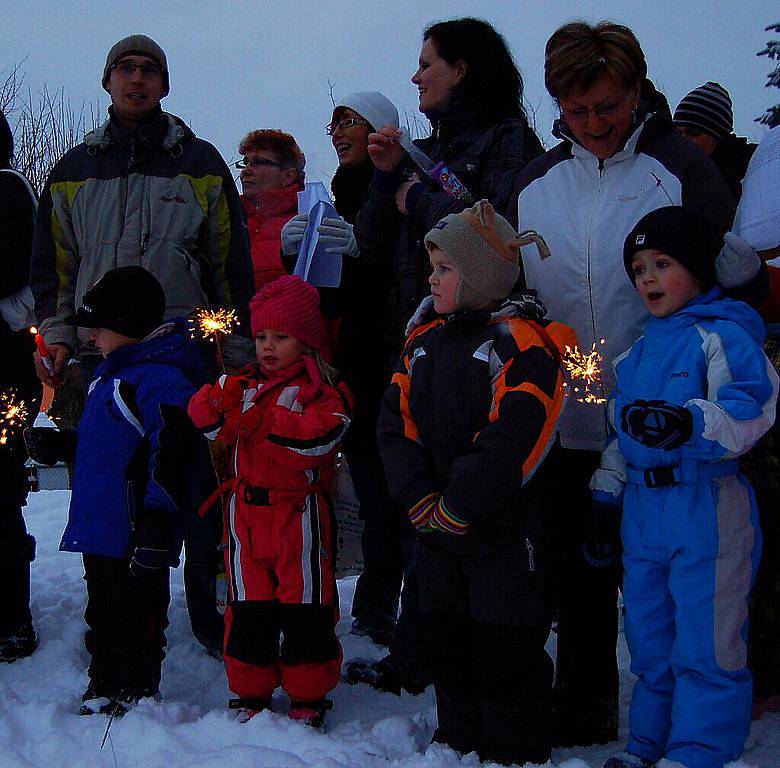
[29,34,253,656]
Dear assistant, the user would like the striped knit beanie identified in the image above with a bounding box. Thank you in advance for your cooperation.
[673,82,733,142]
[424,200,522,310]
[249,275,322,351]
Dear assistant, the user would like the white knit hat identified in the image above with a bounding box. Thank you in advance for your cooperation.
[333,91,399,131]
[735,126,780,253]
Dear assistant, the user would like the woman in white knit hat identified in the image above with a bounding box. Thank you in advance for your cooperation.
[282,91,405,653]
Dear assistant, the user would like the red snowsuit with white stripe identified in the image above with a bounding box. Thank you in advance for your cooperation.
[188,357,351,702]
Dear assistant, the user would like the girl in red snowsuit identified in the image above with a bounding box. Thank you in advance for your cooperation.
[188,276,351,726]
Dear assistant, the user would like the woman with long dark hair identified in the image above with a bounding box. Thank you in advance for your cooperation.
[345,16,548,760]
[357,17,543,363]
[0,111,40,662]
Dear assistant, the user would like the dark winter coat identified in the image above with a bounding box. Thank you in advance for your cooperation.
[61,320,203,560]
[30,107,253,354]
[378,301,575,622]
[513,80,737,452]
[354,114,543,364]
[0,170,38,401]
[711,133,757,201]
[329,162,394,450]
[379,300,575,546]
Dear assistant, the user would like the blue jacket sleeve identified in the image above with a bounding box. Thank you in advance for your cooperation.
[134,371,197,516]
[682,324,779,460]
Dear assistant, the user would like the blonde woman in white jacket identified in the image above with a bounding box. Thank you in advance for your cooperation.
[511,21,754,754]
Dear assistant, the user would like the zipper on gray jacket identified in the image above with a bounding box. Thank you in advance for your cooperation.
[525,538,535,573]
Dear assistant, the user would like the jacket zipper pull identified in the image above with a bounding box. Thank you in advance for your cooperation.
[525,538,536,573]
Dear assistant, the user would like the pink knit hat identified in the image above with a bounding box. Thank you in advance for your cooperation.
[249,275,322,350]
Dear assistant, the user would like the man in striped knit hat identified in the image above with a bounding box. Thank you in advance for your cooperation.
[674,81,757,200]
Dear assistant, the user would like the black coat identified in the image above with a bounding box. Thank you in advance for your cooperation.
[711,134,757,201]
[0,170,38,404]
[354,114,543,364]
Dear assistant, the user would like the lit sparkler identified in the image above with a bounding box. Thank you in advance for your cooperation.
[0,391,29,445]
[191,308,239,373]
[562,339,607,404]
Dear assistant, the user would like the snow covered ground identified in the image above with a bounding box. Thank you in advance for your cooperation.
[1,489,778,768]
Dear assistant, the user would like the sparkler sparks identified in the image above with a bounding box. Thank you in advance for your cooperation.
[192,308,239,340]
[562,339,607,404]
[190,307,239,374]
[0,392,29,445]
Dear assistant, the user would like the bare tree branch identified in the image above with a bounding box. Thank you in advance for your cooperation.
[2,59,101,192]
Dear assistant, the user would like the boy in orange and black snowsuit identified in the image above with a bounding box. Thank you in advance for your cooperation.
[378,201,575,766]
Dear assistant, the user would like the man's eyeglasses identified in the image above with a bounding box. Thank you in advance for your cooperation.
[110,61,163,79]
[560,95,633,124]
[234,157,284,170]
[325,117,369,135]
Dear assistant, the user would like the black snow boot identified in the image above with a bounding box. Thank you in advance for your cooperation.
[0,620,37,663]
[343,655,427,695]
[350,617,395,648]
[603,752,655,768]
[79,681,115,716]
[107,688,161,717]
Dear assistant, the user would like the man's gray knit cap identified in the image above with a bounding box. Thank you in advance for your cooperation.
[102,34,169,96]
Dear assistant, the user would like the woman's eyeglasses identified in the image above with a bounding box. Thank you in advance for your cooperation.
[234,157,284,170]
[560,94,633,124]
[110,61,163,79]
[325,117,369,135]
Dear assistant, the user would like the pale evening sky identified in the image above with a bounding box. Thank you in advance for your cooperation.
[5,0,778,188]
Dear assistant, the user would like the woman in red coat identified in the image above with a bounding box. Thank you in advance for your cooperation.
[237,130,305,291]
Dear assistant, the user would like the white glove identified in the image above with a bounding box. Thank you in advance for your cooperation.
[405,295,436,336]
[716,231,762,289]
[317,217,359,259]
[281,213,308,256]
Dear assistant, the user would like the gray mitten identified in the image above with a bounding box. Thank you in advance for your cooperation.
[281,213,308,256]
[317,217,359,258]
[405,295,436,336]
[715,232,761,289]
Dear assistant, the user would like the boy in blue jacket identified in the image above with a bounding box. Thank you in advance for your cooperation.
[26,267,201,715]
[590,207,779,768]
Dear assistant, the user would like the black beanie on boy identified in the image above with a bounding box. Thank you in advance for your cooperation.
[623,206,722,290]
[75,266,165,339]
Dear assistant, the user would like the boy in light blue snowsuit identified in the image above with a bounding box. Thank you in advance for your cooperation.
[589,207,778,768]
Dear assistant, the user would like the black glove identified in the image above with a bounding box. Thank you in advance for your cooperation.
[129,510,172,582]
[621,399,693,451]
[23,427,78,466]
[584,500,622,567]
